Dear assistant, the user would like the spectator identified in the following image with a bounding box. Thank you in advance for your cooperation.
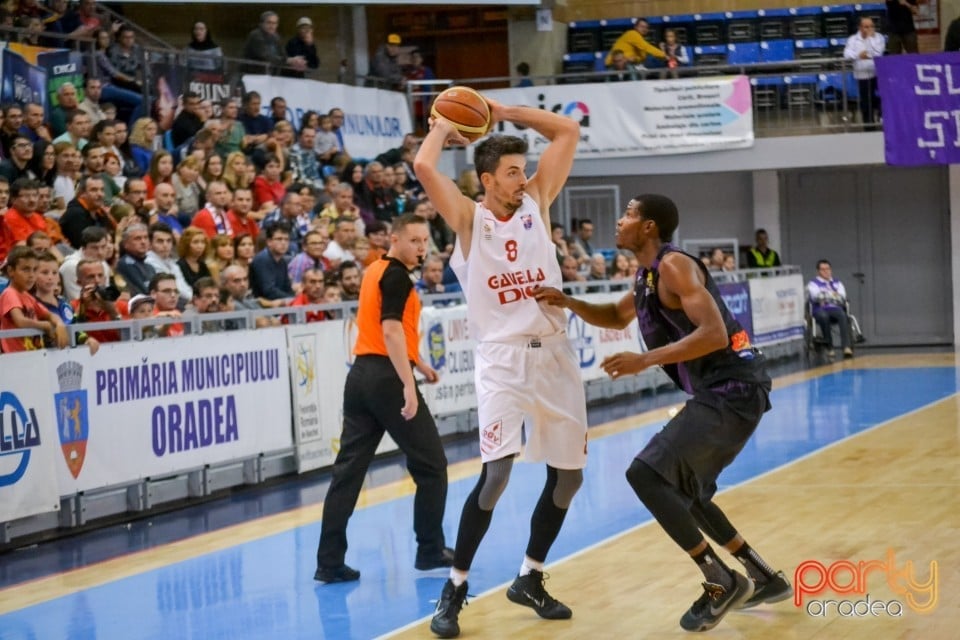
[808,259,854,358]
[605,17,667,67]
[221,264,275,329]
[610,250,633,280]
[606,49,637,82]
[369,33,406,90]
[249,220,294,301]
[356,161,392,223]
[588,252,608,281]
[362,220,389,267]
[226,187,260,239]
[413,197,453,260]
[200,154,223,192]
[0,134,37,184]
[550,222,569,264]
[128,117,157,174]
[327,107,350,163]
[51,142,80,212]
[72,257,124,342]
[184,21,222,68]
[338,260,361,301]
[722,254,737,272]
[242,11,306,74]
[60,175,114,248]
[561,255,584,284]
[0,104,24,157]
[290,125,322,187]
[271,96,291,122]
[252,156,285,211]
[569,219,595,266]
[147,182,181,236]
[215,99,247,157]
[20,103,52,144]
[115,222,155,295]
[89,28,144,124]
[190,276,224,333]
[118,178,149,223]
[288,268,329,321]
[48,83,80,138]
[288,228,330,288]
[127,293,162,339]
[515,61,534,87]
[171,91,204,149]
[707,247,727,272]
[107,26,144,92]
[80,143,119,206]
[32,250,88,344]
[144,221,191,300]
[222,151,251,192]
[318,183,361,233]
[112,120,140,178]
[375,132,420,168]
[314,114,340,168]
[147,272,184,337]
[142,150,174,201]
[59,0,111,39]
[886,0,919,54]
[30,140,56,188]
[171,156,203,222]
[746,228,782,269]
[659,29,689,77]
[188,180,232,239]
[206,234,234,283]
[60,226,112,300]
[0,246,68,352]
[404,50,436,122]
[416,254,458,294]
[323,216,357,267]
[285,17,320,78]
[239,92,271,149]
[77,77,106,128]
[233,233,256,269]
[4,179,51,251]
[176,226,212,289]
[261,191,305,256]
[844,18,885,127]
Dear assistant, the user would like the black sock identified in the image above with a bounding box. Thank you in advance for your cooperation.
[732,542,776,585]
[691,545,734,589]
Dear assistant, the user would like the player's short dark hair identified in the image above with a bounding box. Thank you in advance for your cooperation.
[474,135,528,182]
[635,194,679,242]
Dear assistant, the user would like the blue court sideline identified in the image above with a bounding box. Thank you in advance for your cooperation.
[0,367,955,640]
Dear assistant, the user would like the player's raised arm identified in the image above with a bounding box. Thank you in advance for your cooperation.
[413,118,477,239]
[487,99,580,212]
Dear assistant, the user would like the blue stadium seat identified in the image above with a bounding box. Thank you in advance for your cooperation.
[660,14,694,45]
[828,37,848,57]
[760,39,795,62]
[784,74,819,113]
[816,71,859,106]
[726,10,759,43]
[562,52,600,83]
[855,3,887,33]
[750,76,784,109]
[757,8,791,40]
[693,44,728,69]
[795,38,831,71]
[567,20,600,54]
[599,18,635,52]
[693,12,727,46]
[727,42,761,65]
[822,5,855,38]
[645,16,664,48]
[789,6,823,39]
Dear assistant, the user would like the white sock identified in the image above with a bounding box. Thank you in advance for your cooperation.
[450,568,468,586]
[519,557,544,576]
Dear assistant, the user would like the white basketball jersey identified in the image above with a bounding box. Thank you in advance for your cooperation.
[450,194,566,343]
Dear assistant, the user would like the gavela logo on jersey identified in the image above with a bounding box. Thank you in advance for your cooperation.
[486,268,547,305]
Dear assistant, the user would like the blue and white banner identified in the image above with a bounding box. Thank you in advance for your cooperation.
[0,47,47,108]
[748,274,805,345]
[0,352,60,522]
[47,330,293,493]
[242,75,411,161]
[483,75,754,158]
[877,53,960,166]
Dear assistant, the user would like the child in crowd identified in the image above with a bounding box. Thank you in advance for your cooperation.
[0,246,68,353]
[32,250,100,354]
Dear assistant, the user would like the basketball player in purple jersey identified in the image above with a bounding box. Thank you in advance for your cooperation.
[415,98,588,638]
[535,195,792,632]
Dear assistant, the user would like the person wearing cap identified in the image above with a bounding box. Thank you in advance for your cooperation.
[285,16,319,79]
[370,33,406,91]
[127,292,161,339]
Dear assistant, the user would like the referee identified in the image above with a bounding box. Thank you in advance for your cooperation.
[315,213,453,583]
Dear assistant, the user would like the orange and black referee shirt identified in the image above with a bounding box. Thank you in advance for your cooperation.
[354,256,421,362]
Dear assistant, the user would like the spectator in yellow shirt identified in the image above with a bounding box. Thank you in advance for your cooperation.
[605,18,667,67]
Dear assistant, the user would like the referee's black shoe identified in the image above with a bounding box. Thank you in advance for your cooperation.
[416,546,455,570]
[506,570,572,619]
[431,579,468,638]
[313,564,360,583]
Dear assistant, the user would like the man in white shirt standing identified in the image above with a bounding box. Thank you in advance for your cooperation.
[844,18,885,127]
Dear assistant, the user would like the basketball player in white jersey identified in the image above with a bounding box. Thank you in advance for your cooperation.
[414,99,587,638]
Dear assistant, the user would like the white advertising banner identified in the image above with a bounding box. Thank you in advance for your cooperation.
[0,352,60,522]
[749,274,806,345]
[47,330,293,493]
[483,76,754,158]
[241,75,411,161]
[563,292,646,381]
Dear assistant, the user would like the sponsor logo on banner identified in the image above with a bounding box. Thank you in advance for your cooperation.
[0,391,43,487]
[294,340,316,393]
[567,314,596,368]
[428,322,446,370]
[54,361,89,479]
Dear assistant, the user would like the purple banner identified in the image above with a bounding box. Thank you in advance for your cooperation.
[718,281,754,341]
[876,53,960,166]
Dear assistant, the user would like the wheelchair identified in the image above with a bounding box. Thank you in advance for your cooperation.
[805,299,864,359]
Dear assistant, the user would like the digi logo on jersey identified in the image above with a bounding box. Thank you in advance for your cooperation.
[567,314,596,369]
[54,361,89,479]
[0,391,43,487]
[486,268,547,305]
[427,322,446,370]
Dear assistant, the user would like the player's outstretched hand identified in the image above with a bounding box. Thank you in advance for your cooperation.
[532,285,569,307]
[601,352,649,379]
[401,384,418,421]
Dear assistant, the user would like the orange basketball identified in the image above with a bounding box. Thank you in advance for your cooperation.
[430,86,491,142]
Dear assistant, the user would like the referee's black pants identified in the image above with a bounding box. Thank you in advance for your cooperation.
[317,355,448,569]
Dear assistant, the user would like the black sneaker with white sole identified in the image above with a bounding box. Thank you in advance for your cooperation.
[740,571,793,609]
[430,579,468,638]
[506,570,572,619]
[679,571,754,632]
